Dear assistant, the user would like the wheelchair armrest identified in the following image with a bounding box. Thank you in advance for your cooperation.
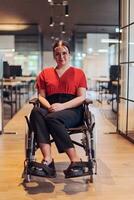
[29,98,39,106]
[83,99,95,130]
[29,97,93,107]
[84,98,93,105]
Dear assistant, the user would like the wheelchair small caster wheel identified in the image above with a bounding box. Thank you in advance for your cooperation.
[85,178,90,184]
[24,174,31,182]
[89,175,93,183]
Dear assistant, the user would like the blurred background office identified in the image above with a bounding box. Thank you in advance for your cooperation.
[0,1,134,200]
[0,0,134,142]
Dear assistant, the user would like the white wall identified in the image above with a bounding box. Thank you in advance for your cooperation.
[0,35,15,50]
[43,51,56,68]
[82,33,109,89]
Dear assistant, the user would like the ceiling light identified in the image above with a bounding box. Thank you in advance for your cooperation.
[55,37,59,41]
[0,24,29,31]
[101,39,120,43]
[59,21,64,26]
[0,49,15,52]
[63,1,68,6]
[62,25,66,34]
[49,16,54,27]
[51,36,55,40]
[62,30,66,34]
[65,5,69,17]
[98,49,108,53]
[48,0,53,5]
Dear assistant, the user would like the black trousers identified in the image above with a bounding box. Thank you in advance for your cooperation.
[30,106,83,153]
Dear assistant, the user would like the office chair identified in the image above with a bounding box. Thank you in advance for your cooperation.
[107,65,120,104]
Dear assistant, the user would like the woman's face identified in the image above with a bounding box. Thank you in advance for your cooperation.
[54,45,70,67]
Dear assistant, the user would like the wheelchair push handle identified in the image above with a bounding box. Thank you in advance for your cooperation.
[29,98,39,106]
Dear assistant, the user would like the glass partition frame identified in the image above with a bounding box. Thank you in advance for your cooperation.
[118,0,134,142]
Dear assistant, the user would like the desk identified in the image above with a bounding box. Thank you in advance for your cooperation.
[14,76,36,100]
[4,76,36,106]
[3,80,21,117]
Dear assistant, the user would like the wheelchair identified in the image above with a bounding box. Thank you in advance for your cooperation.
[22,98,97,183]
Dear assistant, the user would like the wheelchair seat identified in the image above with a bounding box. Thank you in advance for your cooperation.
[22,98,97,183]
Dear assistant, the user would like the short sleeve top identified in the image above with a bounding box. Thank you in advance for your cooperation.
[36,66,87,96]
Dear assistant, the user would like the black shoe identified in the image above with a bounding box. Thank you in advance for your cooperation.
[64,160,90,179]
[42,159,57,178]
[29,160,56,178]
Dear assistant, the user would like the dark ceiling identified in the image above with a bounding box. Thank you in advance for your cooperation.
[0,0,119,40]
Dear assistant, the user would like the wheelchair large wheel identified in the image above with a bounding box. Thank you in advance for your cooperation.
[25,116,36,161]
[86,128,97,179]
[22,160,32,182]
[82,112,97,182]
[23,116,36,182]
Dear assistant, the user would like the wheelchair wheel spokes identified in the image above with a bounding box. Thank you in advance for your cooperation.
[22,159,32,182]
[83,121,97,182]
[23,116,36,182]
[25,116,36,161]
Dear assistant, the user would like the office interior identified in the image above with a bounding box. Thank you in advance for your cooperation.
[0,0,134,199]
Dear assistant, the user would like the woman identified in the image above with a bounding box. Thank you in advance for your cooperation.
[30,40,87,178]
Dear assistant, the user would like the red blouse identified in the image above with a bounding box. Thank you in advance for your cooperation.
[36,66,87,96]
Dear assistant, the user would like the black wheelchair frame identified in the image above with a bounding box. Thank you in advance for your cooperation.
[22,98,97,183]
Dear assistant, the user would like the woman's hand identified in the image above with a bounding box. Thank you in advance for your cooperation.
[48,103,65,112]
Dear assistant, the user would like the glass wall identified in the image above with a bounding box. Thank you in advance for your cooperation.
[3,50,41,76]
[0,56,3,134]
[118,0,134,141]
[0,25,42,76]
[74,32,119,90]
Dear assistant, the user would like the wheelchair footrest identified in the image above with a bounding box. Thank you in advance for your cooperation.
[64,161,93,179]
[65,171,92,179]
[27,161,56,178]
